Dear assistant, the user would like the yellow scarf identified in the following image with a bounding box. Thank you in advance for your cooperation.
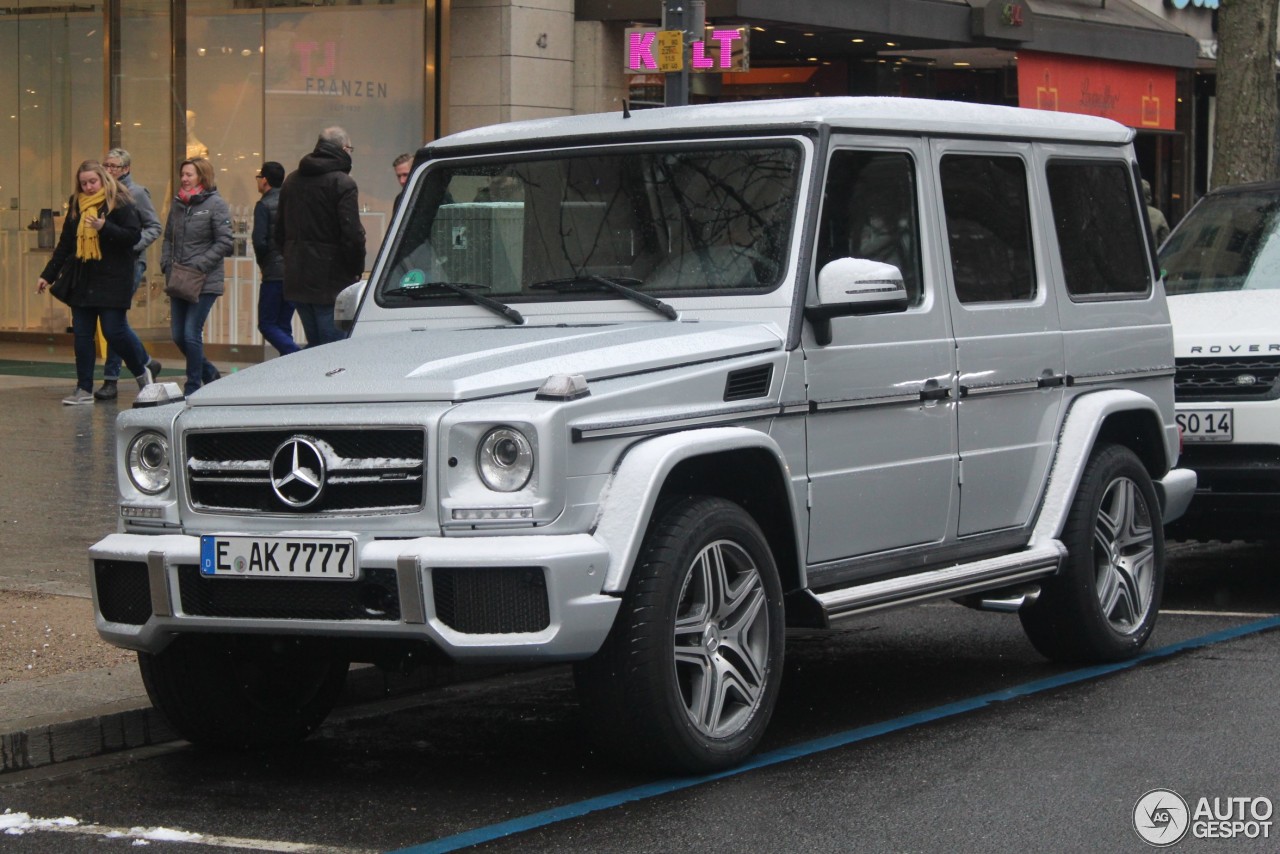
[76,189,106,261]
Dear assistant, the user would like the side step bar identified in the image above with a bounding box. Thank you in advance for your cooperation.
[809,541,1065,625]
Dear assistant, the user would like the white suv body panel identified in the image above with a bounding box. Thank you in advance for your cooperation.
[92,98,1192,666]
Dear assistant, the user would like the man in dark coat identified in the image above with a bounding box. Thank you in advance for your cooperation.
[275,126,366,347]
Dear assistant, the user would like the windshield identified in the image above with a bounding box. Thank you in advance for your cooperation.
[1161,188,1280,295]
[377,142,801,307]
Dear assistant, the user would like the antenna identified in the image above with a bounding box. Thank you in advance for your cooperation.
[622,99,632,119]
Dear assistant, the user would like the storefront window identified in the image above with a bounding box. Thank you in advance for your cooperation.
[1,3,104,332]
[186,0,425,347]
[119,0,174,334]
[0,0,428,344]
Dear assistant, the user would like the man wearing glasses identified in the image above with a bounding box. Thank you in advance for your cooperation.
[97,149,162,400]
[275,126,366,347]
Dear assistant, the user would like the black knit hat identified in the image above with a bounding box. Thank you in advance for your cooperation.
[260,161,285,188]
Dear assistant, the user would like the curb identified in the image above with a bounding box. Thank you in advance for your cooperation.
[0,661,518,776]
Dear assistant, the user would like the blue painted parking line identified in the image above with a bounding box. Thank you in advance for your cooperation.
[390,615,1280,854]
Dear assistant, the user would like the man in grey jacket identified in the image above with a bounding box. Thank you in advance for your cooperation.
[98,148,162,400]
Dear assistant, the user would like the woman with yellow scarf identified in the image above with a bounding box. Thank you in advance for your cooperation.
[36,161,155,405]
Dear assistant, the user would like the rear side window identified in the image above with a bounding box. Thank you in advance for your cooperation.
[1046,160,1151,299]
[940,154,1035,303]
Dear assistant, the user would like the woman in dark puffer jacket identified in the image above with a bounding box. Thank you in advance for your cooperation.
[36,160,154,405]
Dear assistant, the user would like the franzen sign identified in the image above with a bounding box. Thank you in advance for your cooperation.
[625,26,749,74]
[1166,0,1219,9]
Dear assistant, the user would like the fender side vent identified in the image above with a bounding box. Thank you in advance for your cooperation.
[724,364,773,401]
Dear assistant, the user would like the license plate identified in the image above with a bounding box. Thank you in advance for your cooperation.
[1176,408,1233,443]
[200,535,357,579]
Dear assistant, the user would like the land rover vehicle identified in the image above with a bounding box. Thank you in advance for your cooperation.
[1161,181,1280,541]
[91,98,1194,772]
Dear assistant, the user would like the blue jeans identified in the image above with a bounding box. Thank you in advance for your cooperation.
[102,259,150,381]
[295,302,346,348]
[71,306,147,393]
[170,292,220,396]
[258,279,299,355]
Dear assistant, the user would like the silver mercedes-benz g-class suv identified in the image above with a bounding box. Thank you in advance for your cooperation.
[92,97,1194,773]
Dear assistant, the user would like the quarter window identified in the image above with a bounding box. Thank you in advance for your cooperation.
[1047,160,1152,298]
[940,154,1035,304]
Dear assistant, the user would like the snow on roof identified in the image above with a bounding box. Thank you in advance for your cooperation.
[431,97,1134,151]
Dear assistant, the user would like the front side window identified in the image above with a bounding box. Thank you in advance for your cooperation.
[940,154,1035,304]
[817,149,922,304]
[378,143,800,307]
[1161,188,1280,295]
[1046,160,1151,299]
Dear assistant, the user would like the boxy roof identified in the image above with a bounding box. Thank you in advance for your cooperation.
[428,96,1134,153]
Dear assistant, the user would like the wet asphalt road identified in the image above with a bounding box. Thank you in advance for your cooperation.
[2,377,1279,852]
[0,541,1277,853]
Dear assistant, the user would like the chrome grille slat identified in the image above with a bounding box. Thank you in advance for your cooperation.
[186,428,426,515]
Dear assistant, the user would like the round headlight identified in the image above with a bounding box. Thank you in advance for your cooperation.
[127,431,171,495]
[477,427,533,492]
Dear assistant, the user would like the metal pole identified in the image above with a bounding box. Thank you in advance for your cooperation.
[663,0,687,107]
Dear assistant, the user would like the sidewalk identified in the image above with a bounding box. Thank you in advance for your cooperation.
[0,343,509,774]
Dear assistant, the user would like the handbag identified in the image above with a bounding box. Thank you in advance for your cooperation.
[48,260,80,305]
[165,262,206,303]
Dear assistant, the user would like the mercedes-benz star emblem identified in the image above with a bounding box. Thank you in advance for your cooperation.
[270,437,327,509]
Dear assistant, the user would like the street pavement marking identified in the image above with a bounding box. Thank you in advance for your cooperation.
[392,614,1280,854]
[0,811,375,853]
[1161,609,1279,618]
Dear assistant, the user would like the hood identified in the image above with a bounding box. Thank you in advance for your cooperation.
[1168,290,1280,358]
[299,141,351,177]
[187,321,783,407]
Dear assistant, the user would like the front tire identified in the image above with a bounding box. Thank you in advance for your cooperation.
[1020,443,1164,662]
[139,635,349,749]
[575,496,785,773]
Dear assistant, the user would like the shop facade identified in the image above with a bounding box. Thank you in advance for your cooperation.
[0,0,1241,351]
[1,0,444,350]
[584,0,1208,223]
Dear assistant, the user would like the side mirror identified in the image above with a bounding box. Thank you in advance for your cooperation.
[334,280,367,334]
[805,258,909,346]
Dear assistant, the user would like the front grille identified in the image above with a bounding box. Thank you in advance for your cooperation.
[433,567,550,633]
[94,560,152,625]
[177,565,400,620]
[1175,356,1280,402]
[186,428,426,515]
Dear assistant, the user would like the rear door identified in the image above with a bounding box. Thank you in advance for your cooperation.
[931,141,1066,537]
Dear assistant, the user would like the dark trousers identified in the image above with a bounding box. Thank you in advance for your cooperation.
[102,259,150,381]
[71,306,147,393]
[169,292,220,396]
[257,279,299,355]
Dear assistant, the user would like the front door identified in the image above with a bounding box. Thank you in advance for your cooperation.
[805,138,958,567]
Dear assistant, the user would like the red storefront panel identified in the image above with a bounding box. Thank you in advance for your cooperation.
[1017,51,1176,130]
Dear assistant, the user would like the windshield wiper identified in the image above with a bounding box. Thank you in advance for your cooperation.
[384,281,524,325]
[531,275,677,321]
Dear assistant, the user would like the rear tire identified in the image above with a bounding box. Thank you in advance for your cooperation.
[139,635,348,749]
[1020,443,1164,662]
[575,496,785,773]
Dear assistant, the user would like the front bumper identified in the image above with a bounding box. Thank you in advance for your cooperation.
[89,532,619,659]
